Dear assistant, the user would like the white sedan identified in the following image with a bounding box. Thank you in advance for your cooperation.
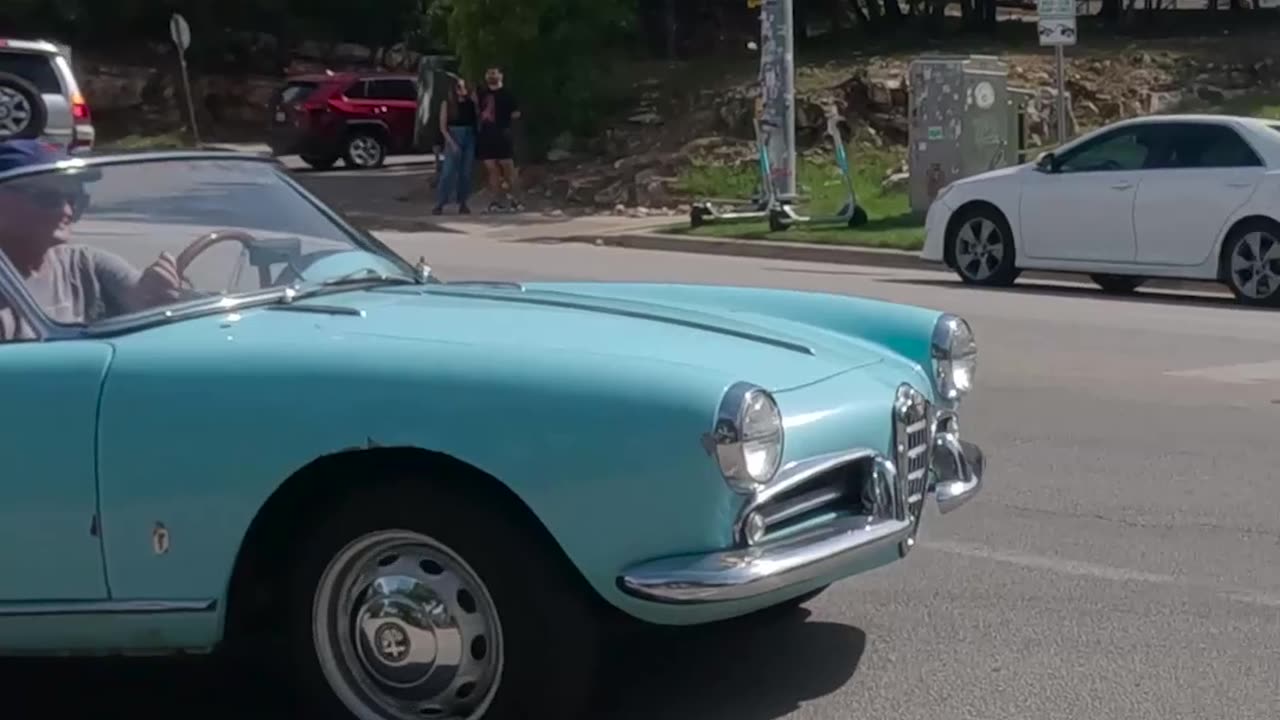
[921,114,1280,306]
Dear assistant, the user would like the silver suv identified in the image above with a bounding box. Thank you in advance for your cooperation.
[0,38,94,152]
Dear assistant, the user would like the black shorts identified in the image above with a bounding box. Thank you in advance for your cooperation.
[476,128,514,161]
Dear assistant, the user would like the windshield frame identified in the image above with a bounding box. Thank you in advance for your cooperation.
[0,151,422,341]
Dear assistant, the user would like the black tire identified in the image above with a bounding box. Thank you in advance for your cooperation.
[1220,218,1280,307]
[690,205,711,228]
[301,154,338,171]
[1090,274,1145,294]
[284,479,605,720]
[944,204,1020,287]
[0,72,47,141]
[343,130,388,169]
[847,205,869,228]
[768,208,789,233]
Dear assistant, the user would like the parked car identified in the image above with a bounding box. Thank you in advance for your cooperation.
[268,71,420,170]
[0,38,94,151]
[922,114,1280,306]
[0,148,986,719]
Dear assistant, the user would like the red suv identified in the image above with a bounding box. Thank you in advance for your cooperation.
[268,72,420,170]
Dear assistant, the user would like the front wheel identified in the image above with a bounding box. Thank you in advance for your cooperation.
[344,131,388,169]
[287,482,604,719]
[945,206,1020,286]
[1222,220,1280,307]
[1090,274,1145,294]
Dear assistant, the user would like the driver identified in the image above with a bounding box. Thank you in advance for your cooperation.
[0,140,182,339]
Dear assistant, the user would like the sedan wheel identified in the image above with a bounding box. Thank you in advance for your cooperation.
[313,530,504,719]
[947,208,1019,286]
[1225,225,1280,307]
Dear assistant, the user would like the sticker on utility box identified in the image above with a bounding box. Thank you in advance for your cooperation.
[927,126,944,140]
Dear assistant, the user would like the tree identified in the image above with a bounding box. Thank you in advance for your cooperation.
[448,0,633,152]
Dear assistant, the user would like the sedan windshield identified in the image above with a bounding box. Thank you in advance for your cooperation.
[0,156,415,335]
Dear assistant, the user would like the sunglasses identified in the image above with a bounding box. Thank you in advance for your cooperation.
[4,185,90,220]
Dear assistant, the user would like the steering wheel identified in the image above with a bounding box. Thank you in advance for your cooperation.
[175,229,268,291]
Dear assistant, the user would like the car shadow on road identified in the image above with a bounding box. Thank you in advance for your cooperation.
[0,608,865,720]
[596,607,867,719]
[883,277,1279,313]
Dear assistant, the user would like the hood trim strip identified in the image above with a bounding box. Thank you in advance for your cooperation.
[424,288,816,356]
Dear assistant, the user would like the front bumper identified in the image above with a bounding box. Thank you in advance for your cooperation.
[618,416,984,605]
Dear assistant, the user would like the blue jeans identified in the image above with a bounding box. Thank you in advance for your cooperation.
[436,126,476,208]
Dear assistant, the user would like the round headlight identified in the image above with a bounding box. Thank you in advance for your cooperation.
[931,314,977,403]
[712,382,784,493]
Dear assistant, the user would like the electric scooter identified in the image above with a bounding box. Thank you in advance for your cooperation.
[689,117,778,228]
[767,102,868,232]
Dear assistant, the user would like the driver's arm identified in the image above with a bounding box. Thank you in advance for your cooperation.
[83,247,155,315]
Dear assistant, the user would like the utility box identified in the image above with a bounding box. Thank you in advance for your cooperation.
[908,55,1016,214]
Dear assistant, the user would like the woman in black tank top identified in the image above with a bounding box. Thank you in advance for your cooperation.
[433,77,478,215]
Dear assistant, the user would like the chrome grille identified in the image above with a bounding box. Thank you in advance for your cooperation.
[894,385,933,524]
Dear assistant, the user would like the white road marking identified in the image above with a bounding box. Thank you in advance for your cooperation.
[1164,360,1280,384]
[923,540,1280,609]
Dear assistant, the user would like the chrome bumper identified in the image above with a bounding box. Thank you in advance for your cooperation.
[617,427,985,605]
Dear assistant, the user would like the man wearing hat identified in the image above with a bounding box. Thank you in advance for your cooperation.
[0,140,182,339]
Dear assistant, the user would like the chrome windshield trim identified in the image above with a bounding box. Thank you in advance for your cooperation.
[0,599,217,617]
[0,153,422,340]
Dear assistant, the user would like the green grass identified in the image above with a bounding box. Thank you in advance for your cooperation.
[669,146,924,251]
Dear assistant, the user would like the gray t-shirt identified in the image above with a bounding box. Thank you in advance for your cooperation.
[0,244,143,340]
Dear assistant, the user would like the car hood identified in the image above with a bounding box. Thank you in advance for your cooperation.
[216,283,891,392]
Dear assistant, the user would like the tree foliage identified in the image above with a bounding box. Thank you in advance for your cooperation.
[447,0,632,149]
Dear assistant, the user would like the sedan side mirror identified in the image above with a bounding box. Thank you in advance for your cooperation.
[1035,151,1056,173]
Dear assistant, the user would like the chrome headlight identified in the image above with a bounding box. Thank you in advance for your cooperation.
[931,314,977,403]
[711,382,784,493]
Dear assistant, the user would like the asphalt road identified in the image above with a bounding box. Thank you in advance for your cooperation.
[7,232,1280,719]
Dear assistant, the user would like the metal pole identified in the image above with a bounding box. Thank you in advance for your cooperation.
[780,0,797,199]
[178,53,201,146]
[1054,44,1066,145]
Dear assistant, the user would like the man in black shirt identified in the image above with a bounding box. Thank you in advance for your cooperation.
[475,66,523,212]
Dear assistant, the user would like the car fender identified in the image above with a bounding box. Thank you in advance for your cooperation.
[344,118,390,138]
[1207,171,1280,272]
[94,320,743,629]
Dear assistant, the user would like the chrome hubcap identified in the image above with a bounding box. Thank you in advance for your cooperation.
[954,218,1003,281]
[1230,231,1280,299]
[0,88,32,137]
[314,530,503,719]
[350,136,383,167]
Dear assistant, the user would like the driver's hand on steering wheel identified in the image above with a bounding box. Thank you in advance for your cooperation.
[135,251,183,306]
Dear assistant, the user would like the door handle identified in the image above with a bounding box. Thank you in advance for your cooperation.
[1110,181,1133,190]
[1226,181,1253,188]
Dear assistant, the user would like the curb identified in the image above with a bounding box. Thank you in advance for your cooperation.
[551,231,931,270]
[549,231,1229,295]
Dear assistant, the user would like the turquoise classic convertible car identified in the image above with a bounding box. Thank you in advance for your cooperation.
[0,147,984,719]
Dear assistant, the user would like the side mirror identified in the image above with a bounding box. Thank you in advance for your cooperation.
[1035,151,1056,173]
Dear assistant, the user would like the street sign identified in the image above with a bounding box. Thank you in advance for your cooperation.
[1038,17,1077,46]
[170,13,191,53]
[168,13,200,145]
[1035,0,1075,143]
